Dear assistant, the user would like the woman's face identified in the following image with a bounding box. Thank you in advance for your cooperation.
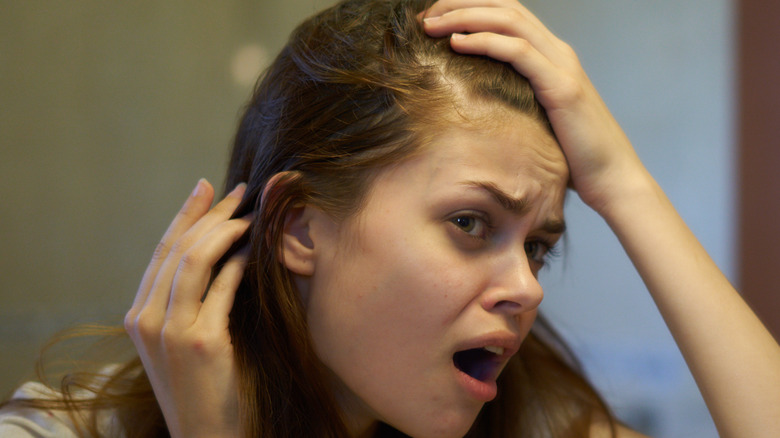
[296,108,569,437]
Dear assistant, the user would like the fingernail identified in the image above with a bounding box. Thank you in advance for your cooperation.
[451,33,466,41]
[191,178,207,197]
[423,15,441,23]
[230,182,247,197]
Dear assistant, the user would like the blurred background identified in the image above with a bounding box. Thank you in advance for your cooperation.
[2,1,777,437]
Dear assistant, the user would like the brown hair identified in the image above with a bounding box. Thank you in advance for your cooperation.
[2,0,614,436]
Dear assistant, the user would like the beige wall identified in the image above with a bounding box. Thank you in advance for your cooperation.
[0,0,336,397]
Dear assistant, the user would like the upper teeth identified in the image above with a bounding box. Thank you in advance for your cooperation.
[484,346,504,355]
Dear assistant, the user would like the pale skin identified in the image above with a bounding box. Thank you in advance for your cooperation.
[124,0,780,437]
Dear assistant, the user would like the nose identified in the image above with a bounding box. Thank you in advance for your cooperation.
[481,252,543,316]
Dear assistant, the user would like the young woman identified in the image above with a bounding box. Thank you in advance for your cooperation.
[2,0,778,437]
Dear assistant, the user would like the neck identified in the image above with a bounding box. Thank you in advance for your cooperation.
[353,421,378,438]
[338,395,378,437]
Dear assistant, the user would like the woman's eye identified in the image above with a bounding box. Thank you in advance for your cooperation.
[525,240,559,266]
[525,241,550,264]
[450,215,488,239]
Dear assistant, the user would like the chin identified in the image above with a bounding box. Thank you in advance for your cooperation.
[390,406,482,438]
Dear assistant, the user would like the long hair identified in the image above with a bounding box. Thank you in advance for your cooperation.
[2,0,615,436]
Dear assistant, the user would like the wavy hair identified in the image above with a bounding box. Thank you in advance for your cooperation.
[2,1,614,436]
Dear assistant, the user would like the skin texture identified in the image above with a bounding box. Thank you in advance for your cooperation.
[284,111,568,437]
[125,1,780,437]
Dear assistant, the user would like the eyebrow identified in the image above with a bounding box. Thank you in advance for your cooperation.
[461,180,567,234]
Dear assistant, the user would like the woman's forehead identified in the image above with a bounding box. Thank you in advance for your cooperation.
[371,109,569,213]
[420,109,566,187]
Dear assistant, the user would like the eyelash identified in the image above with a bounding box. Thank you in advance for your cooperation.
[449,212,493,240]
[525,239,561,266]
[449,213,561,265]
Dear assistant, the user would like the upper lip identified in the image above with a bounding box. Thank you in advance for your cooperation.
[453,330,523,361]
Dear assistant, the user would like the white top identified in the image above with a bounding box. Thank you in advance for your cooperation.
[0,382,123,438]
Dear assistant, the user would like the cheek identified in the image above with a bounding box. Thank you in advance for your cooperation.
[363,228,482,328]
[305,219,479,372]
[314,236,467,344]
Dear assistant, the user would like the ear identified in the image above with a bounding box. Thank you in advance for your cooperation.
[261,172,316,276]
[281,203,316,276]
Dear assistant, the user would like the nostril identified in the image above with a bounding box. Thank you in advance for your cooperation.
[494,300,522,311]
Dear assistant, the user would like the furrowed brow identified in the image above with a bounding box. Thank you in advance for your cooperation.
[462,181,529,215]
[462,180,567,234]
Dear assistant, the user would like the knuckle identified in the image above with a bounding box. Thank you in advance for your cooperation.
[133,312,162,342]
[185,335,213,356]
[123,311,137,333]
[559,41,579,61]
[207,277,233,297]
[178,249,204,271]
[169,236,194,258]
[160,325,181,347]
[512,38,532,56]
[162,326,216,356]
[152,239,173,262]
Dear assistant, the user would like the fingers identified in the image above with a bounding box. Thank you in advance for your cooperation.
[130,179,215,313]
[140,184,247,319]
[423,5,556,56]
[126,181,249,338]
[424,0,536,21]
[197,247,249,329]
[450,32,578,109]
[166,217,253,327]
[421,0,587,112]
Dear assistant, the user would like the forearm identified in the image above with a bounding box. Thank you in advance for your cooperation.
[599,172,780,438]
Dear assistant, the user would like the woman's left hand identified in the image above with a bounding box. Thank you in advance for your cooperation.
[421,0,648,215]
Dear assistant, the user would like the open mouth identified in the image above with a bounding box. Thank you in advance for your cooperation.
[453,346,504,382]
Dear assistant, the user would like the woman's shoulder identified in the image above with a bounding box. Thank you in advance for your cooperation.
[0,382,81,438]
[1,377,125,438]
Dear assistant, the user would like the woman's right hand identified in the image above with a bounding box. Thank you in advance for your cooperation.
[124,179,252,438]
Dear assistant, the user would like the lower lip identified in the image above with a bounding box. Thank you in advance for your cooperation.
[454,366,498,402]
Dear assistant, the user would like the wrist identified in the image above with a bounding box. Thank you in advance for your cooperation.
[582,165,661,225]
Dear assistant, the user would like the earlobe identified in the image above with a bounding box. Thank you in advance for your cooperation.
[281,204,316,276]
